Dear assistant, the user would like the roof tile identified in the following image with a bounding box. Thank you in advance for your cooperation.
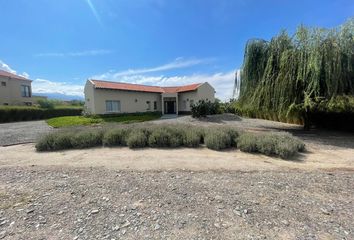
[0,70,31,81]
[91,80,202,93]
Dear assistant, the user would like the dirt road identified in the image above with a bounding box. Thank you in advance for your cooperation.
[0,144,353,172]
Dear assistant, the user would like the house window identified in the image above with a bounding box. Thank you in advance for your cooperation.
[105,100,121,113]
[190,99,194,107]
[154,101,157,110]
[1,82,6,87]
[183,100,187,109]
[21,85,31,97]
[146,101,151,110]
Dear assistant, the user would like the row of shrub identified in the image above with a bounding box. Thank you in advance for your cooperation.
[238,132,305,159]
[0,107,82,123]
[35,124,305,159]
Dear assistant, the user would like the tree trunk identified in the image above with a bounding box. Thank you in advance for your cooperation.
[303,107,310,131]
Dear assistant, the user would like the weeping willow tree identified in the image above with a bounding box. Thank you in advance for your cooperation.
[235,18,354,129]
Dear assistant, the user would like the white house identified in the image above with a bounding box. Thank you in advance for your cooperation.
[84,79,215,115]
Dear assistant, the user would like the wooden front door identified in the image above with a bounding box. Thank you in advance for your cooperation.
[164,101,176,114]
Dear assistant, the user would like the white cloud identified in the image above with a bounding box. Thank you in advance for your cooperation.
[0,60,17,74]
[92,71,235,101]
[20,72,30,78]
[91,58,234,100]
[32,79,84,97]
[96,57,213,78]
[0,60,30,78]
[35,49,112,57]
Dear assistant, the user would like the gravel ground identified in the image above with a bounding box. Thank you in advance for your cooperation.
[0,167,353,240]
[0,121,52,146]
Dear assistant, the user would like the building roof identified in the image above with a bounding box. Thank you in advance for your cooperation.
[0,70,31,81]
[90,80,202,93]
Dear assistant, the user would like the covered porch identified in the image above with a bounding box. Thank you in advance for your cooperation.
[161,93,178,115]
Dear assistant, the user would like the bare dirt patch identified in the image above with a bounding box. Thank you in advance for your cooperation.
[0,167,353,240]
[0,143,353,172]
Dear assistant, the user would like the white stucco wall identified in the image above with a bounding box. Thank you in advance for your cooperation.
[87,86,162,115]
[196,82,215,102]
[178,91,198,112]
[0,76,32,105]
[178,82,215,112]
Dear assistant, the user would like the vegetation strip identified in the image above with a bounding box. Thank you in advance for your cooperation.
[0,106,82,123]
[35,124,305,159]
[46,113,161,128]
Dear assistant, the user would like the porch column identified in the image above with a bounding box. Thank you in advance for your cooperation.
[161,95,164,115]
[176,94,178,115]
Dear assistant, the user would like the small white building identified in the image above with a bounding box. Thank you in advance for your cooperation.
[84,79,215,115]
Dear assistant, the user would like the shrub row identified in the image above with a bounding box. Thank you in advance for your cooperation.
[0,107,82,123]
[238,132,305,159]
[35,124,305,159]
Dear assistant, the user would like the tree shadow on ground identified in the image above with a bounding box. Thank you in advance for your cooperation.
[257,126,354,150]
[198,114,242,123]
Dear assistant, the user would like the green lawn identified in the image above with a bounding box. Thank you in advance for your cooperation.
[46,114,161,128]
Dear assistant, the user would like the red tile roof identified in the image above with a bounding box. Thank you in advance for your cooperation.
[91,80,202,93]
[0,70,31,81]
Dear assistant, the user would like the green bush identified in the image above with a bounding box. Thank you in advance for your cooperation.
[37,99,55,109]
[274,132,306,153]
[238,132,305,159]
[126,129,148,148]
[0,107,82,123]
[35,132,74,151]
[183,129,202,147]
[191,100,220,118]
[204,127,240,150]
[238,133,258,153]
[220,127,240,147]
[274,141,298,159]
[102,128,130,146]
[70,130,103,149]
[148,126,185,148]
[204,130,232,150]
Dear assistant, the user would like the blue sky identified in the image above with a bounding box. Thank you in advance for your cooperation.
[0,0,353,100]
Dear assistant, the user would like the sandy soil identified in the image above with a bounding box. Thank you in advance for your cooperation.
[1,144,353,172]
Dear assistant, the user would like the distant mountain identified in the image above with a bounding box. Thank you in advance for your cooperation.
[33,92,84,101]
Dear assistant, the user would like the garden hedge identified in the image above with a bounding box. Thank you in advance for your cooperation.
[0,107,82,123]
[36,124,305,159]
